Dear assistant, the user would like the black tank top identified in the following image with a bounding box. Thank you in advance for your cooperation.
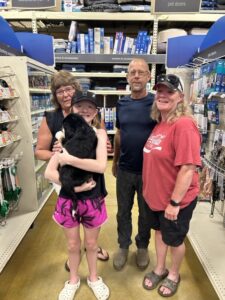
[45,109,107,200]
[45,109,64,150]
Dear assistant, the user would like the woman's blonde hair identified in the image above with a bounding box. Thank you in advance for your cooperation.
[51,70,81,109]
[151,92,194,123]
[92,114,101,129]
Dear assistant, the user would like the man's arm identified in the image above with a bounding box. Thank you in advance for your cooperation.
[112,129,120,177]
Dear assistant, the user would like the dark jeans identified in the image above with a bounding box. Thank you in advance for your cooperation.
[116,167,151,249]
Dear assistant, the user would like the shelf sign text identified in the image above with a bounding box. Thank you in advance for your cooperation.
[11,0,56,9]
[151,0,201,14]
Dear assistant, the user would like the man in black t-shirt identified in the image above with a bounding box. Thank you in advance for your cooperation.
[112,58,156,270]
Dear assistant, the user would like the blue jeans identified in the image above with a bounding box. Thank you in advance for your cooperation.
[116,167,151,249]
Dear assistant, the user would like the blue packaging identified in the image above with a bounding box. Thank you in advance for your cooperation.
[215,60,224,92]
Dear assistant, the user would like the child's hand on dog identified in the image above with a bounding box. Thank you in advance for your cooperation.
[57,148,74,166]
[52,140,63,154]
[74,178,96,193]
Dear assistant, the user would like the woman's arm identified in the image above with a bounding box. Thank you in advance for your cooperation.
[171,164,196,202]
[165,164,196,220]
[57,128,108,173]
[35,118,54,161]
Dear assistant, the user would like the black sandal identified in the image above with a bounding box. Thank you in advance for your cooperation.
[97,247,109,261]
[65,260,70,272]
[64,247,109,272]
[84,247,109,261]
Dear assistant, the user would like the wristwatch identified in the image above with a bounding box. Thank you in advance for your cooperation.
[170,199,180,207]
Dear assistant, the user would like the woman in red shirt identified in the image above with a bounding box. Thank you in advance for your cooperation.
[142,74,201,297]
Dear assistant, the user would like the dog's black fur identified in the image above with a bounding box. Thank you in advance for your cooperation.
[59,113,97,207]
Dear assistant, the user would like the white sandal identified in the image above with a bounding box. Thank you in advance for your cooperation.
[87,276,110,300]
[58,279,80,300]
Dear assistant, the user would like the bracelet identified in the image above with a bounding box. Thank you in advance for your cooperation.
[170,199,180,207]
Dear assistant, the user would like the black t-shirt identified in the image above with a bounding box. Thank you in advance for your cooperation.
[45,109,107,199]
[116,93,156,174]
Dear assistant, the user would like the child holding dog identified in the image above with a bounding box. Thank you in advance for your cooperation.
[45,91,109,300]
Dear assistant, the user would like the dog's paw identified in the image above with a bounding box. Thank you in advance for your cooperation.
[55,130,65,142]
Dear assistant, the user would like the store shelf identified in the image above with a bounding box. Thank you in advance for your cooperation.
[71,72,127,78]
[0,116,19,124]
[89,90,129,95]
[55,53,166,64]
[0,96,19,101]
[0,136,21,148]
[0,210,37,272]
[193,40,225,64]
[32,138,37,145]
[158,12,225,22]
[35,160,46,173]
[0,11,225,22]
[188,202,225,300]
[29,88,51,94]
[0,185,54,273]
[0,57,55,273]
[107,130,116,134]
[38,185,54,210]
[0,11,155,21]
[31,108,53,115]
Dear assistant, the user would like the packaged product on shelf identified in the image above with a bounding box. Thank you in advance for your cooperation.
[207,99,219,125]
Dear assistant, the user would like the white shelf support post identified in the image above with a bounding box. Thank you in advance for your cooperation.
[151,16,159,88]
[32,12,38,34]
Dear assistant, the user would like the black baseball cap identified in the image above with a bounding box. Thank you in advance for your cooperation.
[72,91,97,107]
[153,74,183,92]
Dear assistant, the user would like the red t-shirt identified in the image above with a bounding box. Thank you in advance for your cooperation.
[142,117,201,211]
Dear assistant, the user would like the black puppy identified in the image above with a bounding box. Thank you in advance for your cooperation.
[56,113,97,209]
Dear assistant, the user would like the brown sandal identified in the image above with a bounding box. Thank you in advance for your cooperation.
[158,275,181,297]
[143,269,169,290]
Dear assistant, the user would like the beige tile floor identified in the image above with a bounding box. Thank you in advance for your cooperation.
[0,160,219,300]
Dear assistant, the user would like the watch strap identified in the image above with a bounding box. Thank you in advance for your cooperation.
[170,199,180,207]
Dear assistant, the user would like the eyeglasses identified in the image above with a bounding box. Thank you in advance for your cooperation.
[156,74,183,92]
[128,70,149,77]
[56,86,74,96]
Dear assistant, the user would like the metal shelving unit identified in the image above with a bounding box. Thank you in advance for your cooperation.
[0,57,55,273]
[188,202,225,300]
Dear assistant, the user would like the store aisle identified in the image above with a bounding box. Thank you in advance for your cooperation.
[0,160,219,300]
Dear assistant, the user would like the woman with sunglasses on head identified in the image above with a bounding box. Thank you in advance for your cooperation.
[35,71,109,264]
[142,74,201,297]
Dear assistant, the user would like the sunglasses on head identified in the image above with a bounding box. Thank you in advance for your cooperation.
[156,74,183,92]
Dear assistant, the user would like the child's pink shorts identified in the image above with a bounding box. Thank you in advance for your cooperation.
[53,196,108,229]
